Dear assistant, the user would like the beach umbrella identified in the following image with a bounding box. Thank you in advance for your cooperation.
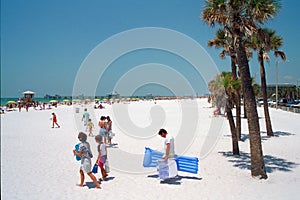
[7,101,17,104]
[49,100,58,103]
[94,98,100,101]
[85,99,91,101]
[63,99,70,102]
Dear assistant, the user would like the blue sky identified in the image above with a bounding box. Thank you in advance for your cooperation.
[1,0,299,97]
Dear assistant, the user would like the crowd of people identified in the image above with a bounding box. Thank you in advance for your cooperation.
[81,108,114,145]
[73,112,176,189]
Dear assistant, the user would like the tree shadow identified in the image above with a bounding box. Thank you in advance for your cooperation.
[240,131,294,142]
[240,134,249,141]
[272,131,294,137]
[147,174,202,185]
[219,151,299,173]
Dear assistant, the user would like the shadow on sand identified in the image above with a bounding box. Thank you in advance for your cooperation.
[85,176,115,189]
[219,151,299,173]
[240,131,294,142]
[107,143,119,148]
[147,174,202,185]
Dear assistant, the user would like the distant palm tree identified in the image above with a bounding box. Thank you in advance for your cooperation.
[208,75,226,114]
[221,72,241,154]
[249,28,286,137]
[202,0,281,179]
[208,72,240,155]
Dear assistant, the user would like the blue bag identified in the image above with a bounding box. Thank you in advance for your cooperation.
[92,164,98,173]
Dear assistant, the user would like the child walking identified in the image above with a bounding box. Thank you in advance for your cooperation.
[87,119,94,136]
[95,135,108,181]
[73,132,101,189]
[51,113,60,128]
[82,108,90,127]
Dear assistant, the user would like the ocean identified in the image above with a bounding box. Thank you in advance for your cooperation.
[0,96,156,106]
[0,97,72,106]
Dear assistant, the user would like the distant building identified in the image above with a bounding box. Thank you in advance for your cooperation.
[107,91,120,99]
[263,83,297,99]
[145,93,153,100]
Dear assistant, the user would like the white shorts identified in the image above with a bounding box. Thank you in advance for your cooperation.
[80,158,92,173]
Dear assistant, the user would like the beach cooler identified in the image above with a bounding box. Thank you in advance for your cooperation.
[157,160,169,179]
[157,159,178,179]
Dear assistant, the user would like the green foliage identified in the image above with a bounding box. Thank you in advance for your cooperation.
[209,72,242,109]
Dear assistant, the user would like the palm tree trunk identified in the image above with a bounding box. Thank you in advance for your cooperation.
[233,25,267,179]
[243,97,247,118]
[258,51,274,137]
[231,58,242,140]
[226,99,239,155]
[236,93,242,140]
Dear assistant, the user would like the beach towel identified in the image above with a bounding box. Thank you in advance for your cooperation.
[74,142,82,161]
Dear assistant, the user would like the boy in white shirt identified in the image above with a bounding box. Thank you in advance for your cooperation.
[158,128,178,179]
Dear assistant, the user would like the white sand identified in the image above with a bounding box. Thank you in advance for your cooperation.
[1,99,300,200]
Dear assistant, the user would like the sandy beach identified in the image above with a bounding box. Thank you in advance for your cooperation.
[1,98,300,200]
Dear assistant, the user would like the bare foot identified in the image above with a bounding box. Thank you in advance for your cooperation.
[95,185,101,189]
[76,184,84,187]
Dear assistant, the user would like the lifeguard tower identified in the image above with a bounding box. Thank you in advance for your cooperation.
[22,90,35,105]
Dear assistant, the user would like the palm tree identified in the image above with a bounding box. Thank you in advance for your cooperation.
[208,73,240,154]
[208,28,245,140]
[202,0,281,179]
[221,72,241,154]
[208,75,226,114]
[249,28,286,137]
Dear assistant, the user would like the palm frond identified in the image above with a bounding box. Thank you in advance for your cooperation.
[274,51,286,61]
[220,50,227,59]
